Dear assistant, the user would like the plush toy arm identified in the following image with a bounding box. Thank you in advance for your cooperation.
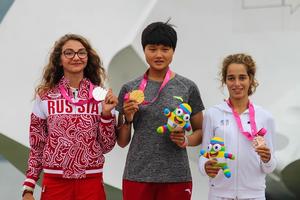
[183,123,192,132]
[218,163,232,178]
[157,125,170,135]
[163,108,171,117]
[200,149,209,158]
[224,152,235,160]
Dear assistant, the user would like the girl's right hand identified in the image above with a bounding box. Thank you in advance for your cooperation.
[23,192,35,200]
[123,100,139,123]
[204,159,221,178]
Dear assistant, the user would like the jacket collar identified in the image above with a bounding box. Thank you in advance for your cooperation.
[214,100,253,114]
[58,76,91,99]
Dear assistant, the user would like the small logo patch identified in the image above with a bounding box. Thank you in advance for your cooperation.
[184,188,191,195]
[220,119,229,126]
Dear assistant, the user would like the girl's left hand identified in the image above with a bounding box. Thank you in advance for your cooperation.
[170,127,187,148]
[255,146,271,163]
[102,89,118,117]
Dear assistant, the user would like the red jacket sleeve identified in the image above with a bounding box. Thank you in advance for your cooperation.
[98,115,116,154]
[23,101,48,190]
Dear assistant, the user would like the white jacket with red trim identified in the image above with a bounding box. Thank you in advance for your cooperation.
[23,77,116,191]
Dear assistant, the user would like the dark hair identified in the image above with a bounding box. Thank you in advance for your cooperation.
[36,34,106,95]
[220,53,259,96]
[141,21,177,50]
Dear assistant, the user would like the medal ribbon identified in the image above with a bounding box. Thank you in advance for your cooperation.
[138,67,172,105]
[226,99,258,141]
[59,82,99,106]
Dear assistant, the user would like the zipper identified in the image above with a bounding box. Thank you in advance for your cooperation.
[235,113,240,199]
[72,88,78,115]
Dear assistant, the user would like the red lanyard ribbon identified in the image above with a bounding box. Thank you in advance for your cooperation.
[138,68,172,105]
[227,99,259,141]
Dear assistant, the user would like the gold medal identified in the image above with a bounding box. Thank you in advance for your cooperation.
[129,90,145,104]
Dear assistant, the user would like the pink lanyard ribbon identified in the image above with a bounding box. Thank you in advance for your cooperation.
[226,99,258,141]
[59,83,96,106]
[138,68,172,105]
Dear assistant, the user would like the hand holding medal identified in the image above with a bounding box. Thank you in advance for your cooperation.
[124,90,145,104]
[93,87,118,116]
[122,90,142,125]
[92,87,108,101]
[252,128,267,148]
[253,128,271,163]
[252,136,266,148]
[255,144,271,163]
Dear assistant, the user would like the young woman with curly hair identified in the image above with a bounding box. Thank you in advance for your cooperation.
[22,34,118,200]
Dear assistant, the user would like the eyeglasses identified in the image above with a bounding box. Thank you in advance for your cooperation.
[63,48,88,59]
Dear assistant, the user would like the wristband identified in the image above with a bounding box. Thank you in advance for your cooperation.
[185,135,189,146]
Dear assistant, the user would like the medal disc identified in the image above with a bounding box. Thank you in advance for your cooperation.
[129,90,145,104]
[92,87,107,101]
[252,136,266,148]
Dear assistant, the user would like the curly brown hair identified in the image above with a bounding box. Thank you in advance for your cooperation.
[35,34,106,96]
[220,53,259,96]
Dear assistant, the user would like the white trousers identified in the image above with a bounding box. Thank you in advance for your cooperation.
[209,194,265,200]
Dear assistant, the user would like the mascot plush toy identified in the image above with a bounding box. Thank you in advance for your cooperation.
[157,96,192,135]
[200,137,235,178]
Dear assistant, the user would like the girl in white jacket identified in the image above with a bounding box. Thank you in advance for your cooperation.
[199,53,276,200]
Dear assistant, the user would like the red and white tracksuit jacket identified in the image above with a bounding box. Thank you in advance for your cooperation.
[23,77,116,191]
